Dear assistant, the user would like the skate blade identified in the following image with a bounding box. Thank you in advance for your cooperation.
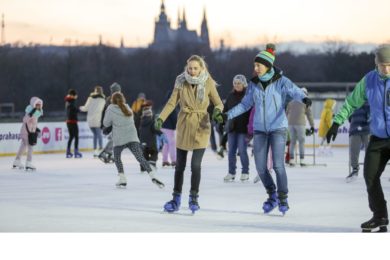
[12,166,24,170]
[152,179,165,189]
[346,176,357,183]
[25,167,36,171]
[115,184,127,188]
[362,226,387,233]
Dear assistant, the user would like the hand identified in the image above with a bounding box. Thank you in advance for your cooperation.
[302,97,312,108]
[212,108,225,124]
[326,123,340,143]
[154,118,163,131]
[306,126,315,136]
[28,108,37,117]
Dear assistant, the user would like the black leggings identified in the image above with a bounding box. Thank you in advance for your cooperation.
[67,123,79,150]
[173,148,205,195]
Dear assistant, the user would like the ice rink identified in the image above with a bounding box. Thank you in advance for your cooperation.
[1,147,389,233]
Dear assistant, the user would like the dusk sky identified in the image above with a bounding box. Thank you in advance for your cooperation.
[1,0,389,48]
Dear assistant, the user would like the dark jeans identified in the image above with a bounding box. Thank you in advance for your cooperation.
[173,148,205,195]
[363,136,390,218]
[67,123,79,150]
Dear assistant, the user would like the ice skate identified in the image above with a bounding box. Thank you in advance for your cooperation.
[170,161,176,168]
[74,149,82,158]
[262,192,278,214]
[98,151,114,164]
[223,173,235,182]
[346,168,359,183]
[12,159,24,169]
[93,149,100,158]
[216,147,225,160]
[361,217,388,232]
[240,173,249,182]
[25,161,36,171]
[162,161,170,167]
[278,197,289,215]
[253,174,260,184]
[163,193,181,213]
[148,170,165,189]
[300,158,307,167]
[189,194,200,214]
[115,173,127,188]
[66,148,73,158]
[289,158,296,167]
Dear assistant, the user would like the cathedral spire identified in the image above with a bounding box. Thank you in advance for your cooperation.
[200,7,210,47]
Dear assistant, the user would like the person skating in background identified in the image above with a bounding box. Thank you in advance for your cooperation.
[160,90,177,167]
[65,89,82,158]
[286,87,315,166]
[131,92,146,135]
[138,100,162,173]
[222,74,251,182]
[346,102,370,182]
[155,55,224,214]
[98,82,121,163]
[326,44,390,232]
[318,98,336,156]
[103,92,164,189]
[225,43,311,215]
[12,97,43,171]
[79,86,106,157]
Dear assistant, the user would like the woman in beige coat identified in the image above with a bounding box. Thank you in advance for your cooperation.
[155,55,224,213]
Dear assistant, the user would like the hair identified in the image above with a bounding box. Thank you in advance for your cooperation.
[111,92,132,117]
[94,86,104,96]
[68,89,77,96]
[185,54,216,83]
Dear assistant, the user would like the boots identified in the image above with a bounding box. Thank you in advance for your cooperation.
[115,173,127,187]
[278,194,289,215]
[12,158,24,169]
[361,216,388,232]
[163,193,181,213]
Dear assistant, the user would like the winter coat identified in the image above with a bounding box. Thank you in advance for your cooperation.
[65,95,79,124]
[103,104,140,146]
[159,77,223,151]
[286,100,315,127]
[20,97,43,139]
[79,93,106,128]
[333,70,390,138]
[162,91,178,130]
[318,99,335,138]
[139,114,162,150]
[348,103,370,136]
[227,68,306,132]
[223,89,250,133]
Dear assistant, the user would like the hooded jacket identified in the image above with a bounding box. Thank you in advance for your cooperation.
[20,97,43,138]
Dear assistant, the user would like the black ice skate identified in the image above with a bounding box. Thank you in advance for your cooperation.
[98,151,114,164]
[361,217,388,232]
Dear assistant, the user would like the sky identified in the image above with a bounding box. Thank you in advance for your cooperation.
[1,0,389,48]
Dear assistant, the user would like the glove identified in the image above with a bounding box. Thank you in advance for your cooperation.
[302,97,312,108]
[326,123,340,143]
[28,108,37,117]
[212,108,225,124]
[154,118,163,131]
[306,126,315,136]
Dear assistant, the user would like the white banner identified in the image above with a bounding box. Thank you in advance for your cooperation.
[0,122,108,156]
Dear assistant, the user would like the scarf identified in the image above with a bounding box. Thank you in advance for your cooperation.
[141,107,153,118]
[174,69,209,103]
[258,67,275,82]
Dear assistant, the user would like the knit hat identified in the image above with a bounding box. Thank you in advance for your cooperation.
[375,44,390,64]
[138,92,146,99]
[233,74,248,87]
[110,82,121,94]
[254,43,276,68]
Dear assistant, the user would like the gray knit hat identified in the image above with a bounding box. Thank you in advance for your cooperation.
[110,82,121,94]
[233,74,248,87]
[375,44,390,64]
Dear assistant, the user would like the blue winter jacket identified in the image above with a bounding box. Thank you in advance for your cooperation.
[227,68,306,132]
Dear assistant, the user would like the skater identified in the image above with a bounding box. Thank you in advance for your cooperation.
[346,102,370,182]
[326,44,390,232]
[12,97,43,171]
[318,98,336,156]
[222,74,251,182]
[98,82,122,164]
[103,92,164,188]
[65,89,82,158]
[225,43,311,215]
[160,90,177,167]
[79,86,106,157]
[286,87,315,166]
[155,54,224,213]
[138,100,162,173]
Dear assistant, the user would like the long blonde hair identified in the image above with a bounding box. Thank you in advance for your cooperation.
[111,92,132,117]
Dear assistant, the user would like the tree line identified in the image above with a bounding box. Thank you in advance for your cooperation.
[0,42,375,114]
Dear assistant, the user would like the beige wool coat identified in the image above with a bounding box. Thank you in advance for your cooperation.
[159,78,223,151]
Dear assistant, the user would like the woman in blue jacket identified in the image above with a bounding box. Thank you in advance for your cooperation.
[226,44,310,215]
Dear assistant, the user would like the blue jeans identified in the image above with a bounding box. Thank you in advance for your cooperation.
[228,132,249,174]
[90,127,103,149]
[253,128,288,196]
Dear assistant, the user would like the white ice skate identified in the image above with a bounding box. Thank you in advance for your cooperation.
[148,170,165,189]
[116,173,127,188]
[253,174,260,183]
[223,173,235,182]
[240,173,249,182]
[25,161,36,171]
[12,159,24,169]
[289,159,296,167]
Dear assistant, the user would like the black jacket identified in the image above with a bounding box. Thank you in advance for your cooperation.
[139,115,162,150]
[65,95,79,123]
[223,89,250,133]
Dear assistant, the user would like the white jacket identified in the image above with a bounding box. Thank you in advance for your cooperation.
[80,94,106,128]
